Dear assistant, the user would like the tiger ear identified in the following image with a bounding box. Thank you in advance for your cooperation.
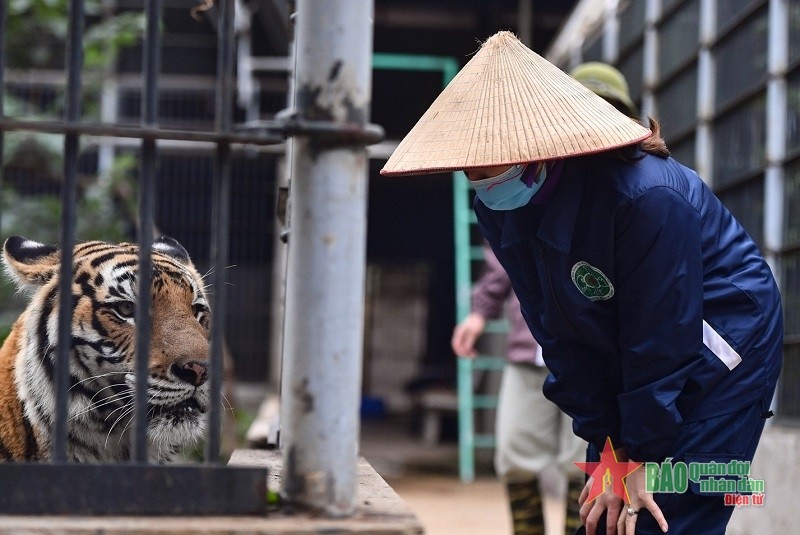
[152,236,191,265]
[2,236,61,289]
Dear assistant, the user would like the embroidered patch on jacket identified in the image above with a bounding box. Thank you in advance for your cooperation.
[571,261,615,301]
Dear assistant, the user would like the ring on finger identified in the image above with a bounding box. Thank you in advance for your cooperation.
[626,506,639,516]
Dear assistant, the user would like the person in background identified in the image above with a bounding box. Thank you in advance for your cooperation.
[569,62,639,118]
[385,31,782,535]
[450,61,637,535]
[452,243,586,535]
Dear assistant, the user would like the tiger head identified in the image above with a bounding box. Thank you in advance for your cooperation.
[0,236,211,462]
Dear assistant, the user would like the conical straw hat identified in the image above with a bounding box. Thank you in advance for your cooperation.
[380,31,651,176]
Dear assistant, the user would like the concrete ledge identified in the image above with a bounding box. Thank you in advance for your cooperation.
[0,450,423,534]
[229,449,424,534]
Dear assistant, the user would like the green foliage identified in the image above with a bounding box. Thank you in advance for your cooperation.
[84,12,147,71]
[7,0,145,71]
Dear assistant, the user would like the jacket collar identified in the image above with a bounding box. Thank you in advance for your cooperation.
[498,158,583,254]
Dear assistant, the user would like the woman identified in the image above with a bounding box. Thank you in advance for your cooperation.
[381,31,782,535]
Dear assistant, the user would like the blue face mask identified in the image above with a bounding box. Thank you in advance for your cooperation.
[470,163,547,211]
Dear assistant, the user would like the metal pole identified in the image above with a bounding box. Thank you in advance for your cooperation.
[54,0,84,463]
[602,0,620,64]
[280,0,374,516]
[0,0,6,229]
[641,0,659,120]
[764,0,788,416]
[695,0,715,184]
[133,0,162,463]
[206,0,236,464]
[516,0,533,47]
[764,0,788,277]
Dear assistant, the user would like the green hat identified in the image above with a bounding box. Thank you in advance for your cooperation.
[570,62,638,117]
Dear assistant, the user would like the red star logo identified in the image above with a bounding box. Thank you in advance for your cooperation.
[574,437,642,503]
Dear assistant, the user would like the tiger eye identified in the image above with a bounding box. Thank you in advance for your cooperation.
[115,301,135,318]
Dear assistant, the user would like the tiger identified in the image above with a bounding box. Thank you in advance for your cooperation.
[0,235,211,462]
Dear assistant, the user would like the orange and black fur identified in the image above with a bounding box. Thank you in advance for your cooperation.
[0,236,211,462]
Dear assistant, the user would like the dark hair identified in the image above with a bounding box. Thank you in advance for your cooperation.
[607,117,670,162]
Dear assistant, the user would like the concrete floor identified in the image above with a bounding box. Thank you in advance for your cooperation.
[360,417,566,535]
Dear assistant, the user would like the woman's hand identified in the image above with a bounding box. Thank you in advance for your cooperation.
[615,465,668,534]
[450,313,486,358]
[577,451,668,535]
[579,475,624,535]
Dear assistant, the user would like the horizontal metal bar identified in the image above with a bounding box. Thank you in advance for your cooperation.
[0,116,385,146]
[4,68,218,89]
[472,395,499,409]
[371,53,458,73]
[471,356,507,371]
[248,55,291,72]
[483,319,509,334]
[0,464,268,515]
[239,115,385,146]
[0,117,284,145]
[473,434,497,449]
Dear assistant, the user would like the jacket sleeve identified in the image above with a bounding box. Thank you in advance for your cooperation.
[471,243,513,319]
[614,185,705,461]
[540,339,623,451]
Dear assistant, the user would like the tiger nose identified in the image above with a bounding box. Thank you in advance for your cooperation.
[171,360,208,387]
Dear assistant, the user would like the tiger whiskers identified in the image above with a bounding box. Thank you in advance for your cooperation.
[105,403,135,444]
[103,395,137,422]
[81,381,130,406]
[69,371,129,391]
[220,392,235,413]
[105,392,157,449]
[70,391,133,421]
[67,381,132,421]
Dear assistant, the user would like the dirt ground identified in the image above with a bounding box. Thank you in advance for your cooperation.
[360,417,566,535]
[388,474,512,535]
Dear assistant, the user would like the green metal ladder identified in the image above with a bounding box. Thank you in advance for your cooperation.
[453,167,508,483]
[372,52,505,483]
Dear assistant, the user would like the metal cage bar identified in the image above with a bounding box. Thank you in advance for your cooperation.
[206,0,236,464]
[133,0,162,465]
[53,0,85,464]
[0,0,5,222]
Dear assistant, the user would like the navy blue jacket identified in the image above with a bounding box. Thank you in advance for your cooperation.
[475,152,783,462]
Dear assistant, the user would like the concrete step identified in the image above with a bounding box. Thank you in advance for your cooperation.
[0,449,423,534]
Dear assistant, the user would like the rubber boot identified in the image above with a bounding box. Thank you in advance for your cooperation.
[565,477,585,535]
[506,478,545,535]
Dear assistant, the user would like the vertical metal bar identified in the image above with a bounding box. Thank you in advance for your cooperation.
[453,162,475,483]
[54,0,84,463]
[602,0,620,64]
[269,14,296,390]
[696,0,716,183]
[205,0,235,463]
[0,0,6,229]
[280,0,374,516]
[516,0,533,47]
[764,0,788,287]
[641,0,659,119]
[133,0,162,463]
